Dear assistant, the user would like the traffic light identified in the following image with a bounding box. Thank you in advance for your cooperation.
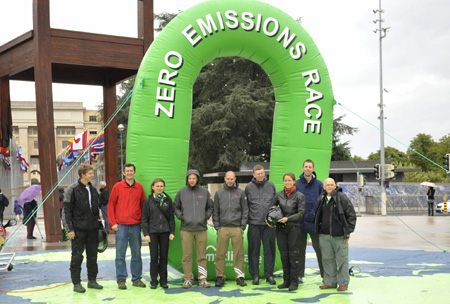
[374,164,381,180]
[444,153,450,171]
[384,164,397,180]
[358,173,365,187]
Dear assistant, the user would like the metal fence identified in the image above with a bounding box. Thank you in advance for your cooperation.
[341,183,450,215]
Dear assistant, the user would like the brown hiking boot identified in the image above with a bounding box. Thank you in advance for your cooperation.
[132,279,146,288]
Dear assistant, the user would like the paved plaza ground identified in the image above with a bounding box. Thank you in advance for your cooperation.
[1,214,449,303]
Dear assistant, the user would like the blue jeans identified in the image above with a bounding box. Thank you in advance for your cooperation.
[115,224,142,282]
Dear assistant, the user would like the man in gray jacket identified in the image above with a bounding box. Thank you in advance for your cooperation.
[174,169,214,289]
[245,164,277,285]
[213,171,248,287]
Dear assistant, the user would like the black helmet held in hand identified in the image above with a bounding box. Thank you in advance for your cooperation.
[97,228,108,253]
[266,206,284,227]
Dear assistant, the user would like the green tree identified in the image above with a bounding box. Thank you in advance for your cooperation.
[331,115,358,161]
[190,57,274,174]
[407,133,440,172]
[367,146,407,165]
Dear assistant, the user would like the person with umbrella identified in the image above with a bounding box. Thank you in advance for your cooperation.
[19,185,41,239]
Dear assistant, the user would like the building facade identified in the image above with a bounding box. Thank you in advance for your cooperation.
[11,101,102,185]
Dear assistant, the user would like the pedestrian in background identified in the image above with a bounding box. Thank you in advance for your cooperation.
[14,199,22,222]
[0,189,9,227]
[23,199,37,239]
[427,186,435,216]
[98,181,110,233]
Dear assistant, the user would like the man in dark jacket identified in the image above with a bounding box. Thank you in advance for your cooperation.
[0,189,9,227]
[296,159,324,282]
[245,164,277,285]
[98,181,110,233]
[315,178,356,292]
[213,171,248,287]
[174,169,214,289]
[427,186,435,216]
[63,164,103,293]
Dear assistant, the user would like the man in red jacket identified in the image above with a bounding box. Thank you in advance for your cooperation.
[108,163,146,290]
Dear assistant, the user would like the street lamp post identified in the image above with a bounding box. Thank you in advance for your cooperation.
[373,0,389,216]
[118,124,125,180]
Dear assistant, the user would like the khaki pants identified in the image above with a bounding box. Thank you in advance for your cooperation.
[180,230,208,282]
[215,227,245,279]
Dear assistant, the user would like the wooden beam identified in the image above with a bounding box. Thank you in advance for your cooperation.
[0,77,12,148]
[50,29,143,70]
[138,0,154,54]
[33,0,61,242]
[0,37,34,79]
[103,81,119,192]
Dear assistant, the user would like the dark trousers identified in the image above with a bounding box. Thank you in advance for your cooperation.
[70,229,98,284]
[247,224,276,279]
[26,216,36,237]
[428,201,434,216]
[100,205,110,233]
[149,232,170,284]
[276,225,300,285]
[298,231,323,277]
[0,208,4,226]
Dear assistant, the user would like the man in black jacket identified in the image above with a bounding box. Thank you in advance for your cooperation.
[63,164,103,293]
[315,178,356,292]
[0,188,9,227]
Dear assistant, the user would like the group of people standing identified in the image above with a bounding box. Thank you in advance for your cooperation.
[62,160,356,294]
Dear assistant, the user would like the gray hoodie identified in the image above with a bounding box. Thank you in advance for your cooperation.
[174,169,213,231]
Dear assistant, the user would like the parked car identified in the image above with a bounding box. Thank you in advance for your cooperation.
[435,201,450,213]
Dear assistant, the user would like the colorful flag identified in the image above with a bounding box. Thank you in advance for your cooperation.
[69,131,87,152]
[2,157,11,171]
[89,134,105,163]
[0,146,10,158]
[16,146,30,172]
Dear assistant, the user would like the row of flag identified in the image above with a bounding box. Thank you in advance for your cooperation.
[0,145,30,172]
[57,131,105,171]
[0,130,105,172]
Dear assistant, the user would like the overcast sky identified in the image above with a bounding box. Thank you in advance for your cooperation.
[1,0,449,159]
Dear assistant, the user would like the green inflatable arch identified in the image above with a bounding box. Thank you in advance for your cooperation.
[127,0,334,280]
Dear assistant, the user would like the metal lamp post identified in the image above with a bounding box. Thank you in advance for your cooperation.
[373,0,389,216]
[118,124,125,180]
